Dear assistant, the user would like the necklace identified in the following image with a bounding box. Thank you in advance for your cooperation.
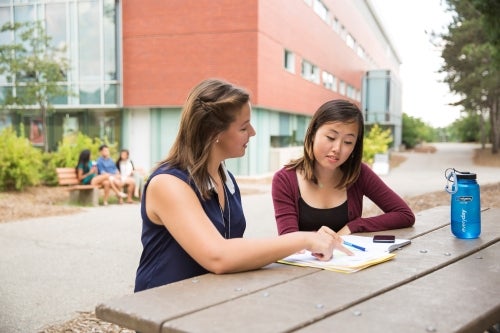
[217,183,231,239]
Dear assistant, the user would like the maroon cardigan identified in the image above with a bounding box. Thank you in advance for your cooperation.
[271,163,415,234]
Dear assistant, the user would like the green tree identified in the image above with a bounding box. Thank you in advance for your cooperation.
[0,21,70,152]
[440,0,500,153]
[402,113,435,149]
[471,0,500,69]
[448,113,483,142]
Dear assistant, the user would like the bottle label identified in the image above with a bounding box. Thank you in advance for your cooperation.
[457,196,473,202]
[461,208,467,232]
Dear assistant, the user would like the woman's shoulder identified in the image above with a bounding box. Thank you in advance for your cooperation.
[274,166,296,179]
[353,162,383,187]
[152,164,189,180]
[272,166,298,189]
[359,162,376,176]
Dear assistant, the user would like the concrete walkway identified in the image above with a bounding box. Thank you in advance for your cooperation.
[0,142,498,333]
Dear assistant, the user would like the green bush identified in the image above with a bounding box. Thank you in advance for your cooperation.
[0,126,43,191]
[363,124,393,165]
[0,126,120,189]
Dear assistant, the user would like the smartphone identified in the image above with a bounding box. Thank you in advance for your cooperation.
[373,235,395,243]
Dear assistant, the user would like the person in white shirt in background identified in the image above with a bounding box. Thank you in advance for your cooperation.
[116,149,146,200]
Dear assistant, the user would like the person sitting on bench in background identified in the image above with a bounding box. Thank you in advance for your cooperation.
[95,145,128,205]
[116,149,144,201]
[76,149,124,206]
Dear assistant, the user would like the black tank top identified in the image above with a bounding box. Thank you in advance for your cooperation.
[298,197,348,232]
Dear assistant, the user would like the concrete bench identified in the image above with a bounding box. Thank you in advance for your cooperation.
[55,167,100,206]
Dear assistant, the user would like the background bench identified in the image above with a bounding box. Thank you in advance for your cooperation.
[55,168,100,206]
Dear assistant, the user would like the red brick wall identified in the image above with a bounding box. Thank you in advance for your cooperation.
[122,0,399,115]
[122,0,259,107]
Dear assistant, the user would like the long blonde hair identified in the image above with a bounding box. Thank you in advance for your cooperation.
[155,78,250,199]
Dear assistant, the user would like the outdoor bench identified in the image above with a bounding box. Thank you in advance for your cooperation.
[55,167,100,206]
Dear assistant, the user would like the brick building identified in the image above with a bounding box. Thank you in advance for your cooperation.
[0,0,401,176]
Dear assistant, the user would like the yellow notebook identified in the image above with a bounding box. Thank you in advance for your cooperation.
[278,235,409,273]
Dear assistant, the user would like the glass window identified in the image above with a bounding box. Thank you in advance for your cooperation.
[78,1,100,81]
[339,80,346,95]
[46,3,67,80]
[347,85,355,99]
[331,75,337,92]
[301,59,319,84]
[312,0,329,23]
[340,25,346,41]
[13,5,34,74]
[46,3,66,51]
[346,34,355,49]
[104,83,117,104]
[322,71,331,89]
[322,71,337,91]
[80,83,100,104]
[16,86,33,103]
[50,84,69,105]
[0,8,11,84]
[332,17,340,33]
[14,5,33,24]
[0,7,11,44]
[357,45,365,59]
[99,116,115,142]
[284,49,295,74]
[62,115,79,138]
[0,87,12,103]
[0,112,12,132]
[103,0,117,80]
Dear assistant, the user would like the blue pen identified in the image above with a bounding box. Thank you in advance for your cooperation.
[343,241,366,252]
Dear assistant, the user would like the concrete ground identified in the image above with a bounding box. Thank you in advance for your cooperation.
[0,142,498,333]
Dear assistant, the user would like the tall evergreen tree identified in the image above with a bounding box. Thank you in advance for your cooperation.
[440,0,500,153]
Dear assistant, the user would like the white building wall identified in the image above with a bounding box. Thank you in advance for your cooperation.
[123,108,152,173]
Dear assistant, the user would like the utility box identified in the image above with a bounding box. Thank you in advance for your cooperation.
[372,153,390,175]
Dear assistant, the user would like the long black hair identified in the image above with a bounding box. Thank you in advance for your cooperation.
[285,99,364,189]
[76,149,91,174]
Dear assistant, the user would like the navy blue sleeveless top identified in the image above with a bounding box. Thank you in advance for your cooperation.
[134,164,246,292]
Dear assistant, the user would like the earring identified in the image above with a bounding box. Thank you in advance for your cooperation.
[216,138,219,143]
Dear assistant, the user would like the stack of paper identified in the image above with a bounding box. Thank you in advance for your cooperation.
[278,235,411,273]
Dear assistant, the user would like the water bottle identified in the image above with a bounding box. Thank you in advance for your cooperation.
[444,168,481,239]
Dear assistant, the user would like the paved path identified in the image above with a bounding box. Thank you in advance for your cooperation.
[379,142,499,197]
[0,142,498,333]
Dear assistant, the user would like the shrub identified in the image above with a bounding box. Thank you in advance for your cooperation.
[0,126,43,191]
[363,124,393,165]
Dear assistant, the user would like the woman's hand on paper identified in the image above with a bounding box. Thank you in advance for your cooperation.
[310,226,353,260]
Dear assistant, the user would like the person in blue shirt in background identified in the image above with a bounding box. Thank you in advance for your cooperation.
[96,144,128,205]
